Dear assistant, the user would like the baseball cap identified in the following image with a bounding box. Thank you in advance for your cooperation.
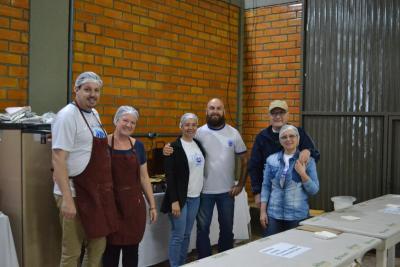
[269,100,288,112]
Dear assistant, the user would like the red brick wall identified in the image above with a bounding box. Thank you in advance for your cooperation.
[0,1,306,196]
[0,0,29,110]
[243,2,304,198]
[73,0,239,136]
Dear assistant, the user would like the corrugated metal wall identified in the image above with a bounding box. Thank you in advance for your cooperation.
[303,0,400,210]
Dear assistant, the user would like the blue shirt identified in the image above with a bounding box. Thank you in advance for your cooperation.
[110,140,147,165]
[261,150,319,221]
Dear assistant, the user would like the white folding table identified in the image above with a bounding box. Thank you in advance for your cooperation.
[301,194,400,267]
[182,228,382,267]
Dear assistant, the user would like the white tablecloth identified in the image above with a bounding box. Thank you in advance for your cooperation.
[132,190,251,267]
[0,212,19,267]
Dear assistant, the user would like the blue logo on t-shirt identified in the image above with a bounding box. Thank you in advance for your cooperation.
[228,140,234,147]
[193,154,203,167]
[93,127,106,138]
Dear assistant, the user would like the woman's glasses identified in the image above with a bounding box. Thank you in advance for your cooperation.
[280,134,297,141]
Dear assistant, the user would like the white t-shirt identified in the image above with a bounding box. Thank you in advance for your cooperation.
[283,153,294,172]
[281,153,294,187]
[180,138,205,197]
[196,124,247,194]
[51,103,106,196]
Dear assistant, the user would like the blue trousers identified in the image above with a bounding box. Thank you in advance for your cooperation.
[168,197,200,267]
[263,216,301,237]
[196,192,235,259]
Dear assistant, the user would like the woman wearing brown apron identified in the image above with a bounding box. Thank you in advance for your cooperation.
[103,106,157,267]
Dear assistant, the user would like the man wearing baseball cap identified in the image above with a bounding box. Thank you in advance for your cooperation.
[248,100,320,207]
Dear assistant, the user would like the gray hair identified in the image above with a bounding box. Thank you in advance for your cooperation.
[279,124,300,141]
[113,106,139,126]
[179,113,198,128]
[75,71,103,88]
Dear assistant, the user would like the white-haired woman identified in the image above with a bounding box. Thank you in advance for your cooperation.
[260,124,319,236]
[103,106,157,267]
[161,113,206,267]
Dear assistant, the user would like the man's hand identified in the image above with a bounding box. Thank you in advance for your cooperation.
[163,143,174,156]
[61,196,77,219]
[171,201,181,217]
[230,184,243,197]
[299,149,311,164]
[254,193,261,208]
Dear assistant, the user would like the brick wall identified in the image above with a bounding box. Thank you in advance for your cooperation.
[243,2,304,198]
[73,0,239,136]
[0,0,29,110]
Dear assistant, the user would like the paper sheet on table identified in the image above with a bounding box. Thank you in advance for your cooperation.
[259,242,311,258]
[313,231,337,239]
[386,204,400,208]
[340,215,360,221]
[381,206,400,215]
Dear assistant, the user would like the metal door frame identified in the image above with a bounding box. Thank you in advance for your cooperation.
[387,116,400,192]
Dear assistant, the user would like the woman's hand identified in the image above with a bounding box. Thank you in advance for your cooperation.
[149,207,158,223]
[295,160,307,176]
[171,201,181,217]
[260,211,268,229]
[295,160,309,182]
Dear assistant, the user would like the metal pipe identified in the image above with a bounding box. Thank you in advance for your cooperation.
[132,132,180,139]
[67,0,74,103]
[236,0,245,131]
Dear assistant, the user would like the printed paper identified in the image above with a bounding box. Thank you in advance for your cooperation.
[259,242,311,258]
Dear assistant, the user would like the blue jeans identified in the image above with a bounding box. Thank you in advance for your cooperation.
[263,217,301,237]
[196,192,235,259]
[168,197,200,267]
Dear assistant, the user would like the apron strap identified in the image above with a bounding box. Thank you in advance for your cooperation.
[73,101,106,137]
[111,134,136,154]
[111,134,142,186]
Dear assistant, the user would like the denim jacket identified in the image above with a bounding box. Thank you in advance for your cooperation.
[260,150,319,221]
[249,125,320,195]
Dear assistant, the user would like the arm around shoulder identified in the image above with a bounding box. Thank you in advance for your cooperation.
[298,127,320,162]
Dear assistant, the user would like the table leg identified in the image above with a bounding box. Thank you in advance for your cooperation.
[387,246,395,267]
[375,248,387,267]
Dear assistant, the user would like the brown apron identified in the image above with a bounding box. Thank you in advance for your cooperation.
[71,103,119,239]
[107,135,146,245]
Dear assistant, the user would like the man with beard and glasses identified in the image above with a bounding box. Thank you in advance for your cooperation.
[163,98,247,259]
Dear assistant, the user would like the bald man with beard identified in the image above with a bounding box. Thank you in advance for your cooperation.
[164,98,248,259]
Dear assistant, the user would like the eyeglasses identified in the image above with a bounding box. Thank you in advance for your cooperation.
[121,119,136,126]
[280,134,297,141]
[270,111,287,117]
